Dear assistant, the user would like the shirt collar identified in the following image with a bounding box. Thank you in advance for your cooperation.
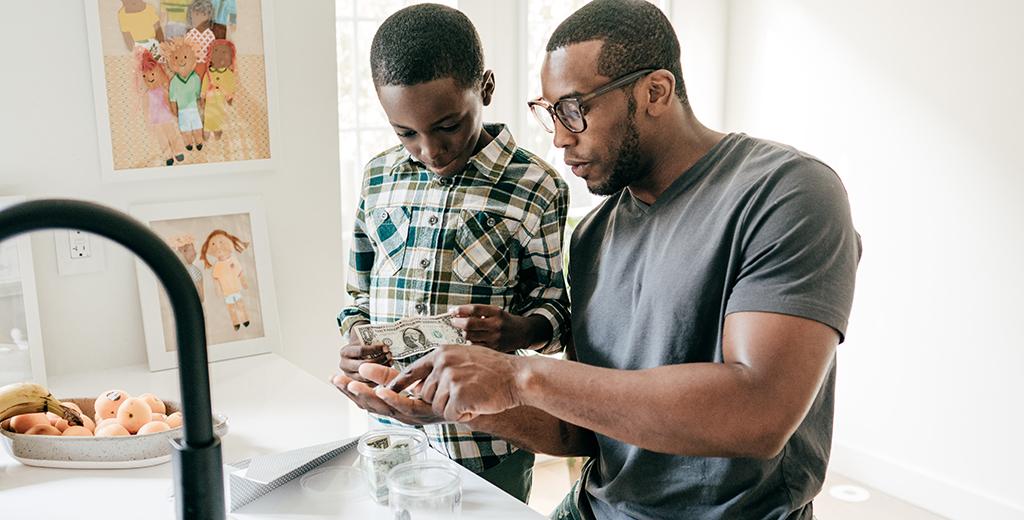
[390,123,516,183]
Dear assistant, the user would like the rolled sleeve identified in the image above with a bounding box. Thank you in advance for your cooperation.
[514,183,570,354]
[338,198,373,336]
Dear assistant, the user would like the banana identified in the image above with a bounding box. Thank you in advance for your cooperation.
[0,382,83,427]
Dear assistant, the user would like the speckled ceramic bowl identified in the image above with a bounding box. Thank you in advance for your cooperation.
[0,397,228,469]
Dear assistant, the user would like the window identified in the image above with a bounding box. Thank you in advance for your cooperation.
[334,0,456,228]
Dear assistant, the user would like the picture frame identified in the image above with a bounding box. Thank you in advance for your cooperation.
[84,0,280,181]
[0,196,47,386]
[131,196,279,371]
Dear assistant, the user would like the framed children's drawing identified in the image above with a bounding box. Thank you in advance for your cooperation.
[0,197,47,386]
[131,196,279,371]
[84,0,280,181]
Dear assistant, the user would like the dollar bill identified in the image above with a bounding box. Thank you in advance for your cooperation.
[352,314,467,360]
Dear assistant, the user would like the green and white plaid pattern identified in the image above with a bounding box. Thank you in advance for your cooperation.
[338,124,570,473]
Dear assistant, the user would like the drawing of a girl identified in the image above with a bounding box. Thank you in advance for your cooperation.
[202,39,237,140]
[201,229,250,331]
[135,48,185,166]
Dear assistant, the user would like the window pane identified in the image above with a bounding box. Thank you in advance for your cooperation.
[336,0,354,18]
[336,19,356,131]
[356,20,389,129]
[357,0,409,19]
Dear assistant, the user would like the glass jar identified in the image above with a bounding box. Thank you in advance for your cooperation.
[387,460,462,519]
[357,428,427,504]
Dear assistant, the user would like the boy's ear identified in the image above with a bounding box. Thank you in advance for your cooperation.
[480,70,495,106]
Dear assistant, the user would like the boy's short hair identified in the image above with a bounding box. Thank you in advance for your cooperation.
[546,0,688,105]
[370,3,484,89]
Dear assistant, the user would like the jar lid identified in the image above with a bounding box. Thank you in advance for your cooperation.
[357,428,427,455]
[386,460,461,496]
[299,466,365,499]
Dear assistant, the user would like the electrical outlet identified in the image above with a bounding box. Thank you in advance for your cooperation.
[68,230,91,259]
[55,230,105,276]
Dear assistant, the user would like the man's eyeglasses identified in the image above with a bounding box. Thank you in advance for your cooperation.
[528,68,656,134]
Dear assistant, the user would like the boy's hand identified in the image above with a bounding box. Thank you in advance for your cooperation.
[337,322,391,386]
[449,304,551,353]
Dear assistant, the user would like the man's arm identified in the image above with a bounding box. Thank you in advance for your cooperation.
[339,362,598,457]
[391,311,838,459]
[468,406,598,457]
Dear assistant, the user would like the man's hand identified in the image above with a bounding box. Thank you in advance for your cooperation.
[388,344,524,422]
[337,322,391,385]
[330,363,444,425]
[449,304,550,353]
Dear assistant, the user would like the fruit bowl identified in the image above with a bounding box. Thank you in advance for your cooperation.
[0,397,228,469]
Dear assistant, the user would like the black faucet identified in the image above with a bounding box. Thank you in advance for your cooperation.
[0,199,224,520]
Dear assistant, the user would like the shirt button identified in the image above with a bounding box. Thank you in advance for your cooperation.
[377,210,388,221]
[415,303,427,313]
[420,258,431,268]
[438,177,451,186]
[486,217,497,227]
[428,215,439,225]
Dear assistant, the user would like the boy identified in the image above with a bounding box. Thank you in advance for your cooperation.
[334,4,569,503]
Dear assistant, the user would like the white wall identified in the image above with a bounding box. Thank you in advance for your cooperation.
[0,2,345,382]
[723,1,1024,518]
[670,0,729,130]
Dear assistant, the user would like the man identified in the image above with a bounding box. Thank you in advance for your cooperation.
[335,1,861,518]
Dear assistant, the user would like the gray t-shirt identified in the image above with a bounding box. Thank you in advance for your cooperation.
[569,133,861,520]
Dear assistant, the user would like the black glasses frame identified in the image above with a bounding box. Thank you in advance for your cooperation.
[528,68,656,134]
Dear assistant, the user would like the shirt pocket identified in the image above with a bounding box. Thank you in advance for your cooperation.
[369,206,412,276]
[454,209,521,287]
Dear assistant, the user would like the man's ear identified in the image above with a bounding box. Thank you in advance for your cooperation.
[644,69,676,116]
[481,70,496,106]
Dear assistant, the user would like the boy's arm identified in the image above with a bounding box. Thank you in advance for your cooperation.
[512,181,570,353]
[338,361,599,457]
[337,198,373,336]
[449,183,569,353]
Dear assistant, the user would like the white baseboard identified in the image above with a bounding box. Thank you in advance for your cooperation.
[830,442,1024,520]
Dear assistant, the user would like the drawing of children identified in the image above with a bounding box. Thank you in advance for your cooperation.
[160,0,192,39]
[200,229,250,331]
[135,48,185,166]
[184,0,217,77]
[169,233,204,301]
[202,39,237,140]
[209,0,237,40]
[161,37,205,152]
[117,0,165,59]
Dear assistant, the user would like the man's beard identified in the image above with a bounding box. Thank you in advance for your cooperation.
[588,93,646,196]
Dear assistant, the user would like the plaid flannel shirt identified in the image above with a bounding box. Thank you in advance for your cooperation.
[338,124,570,473]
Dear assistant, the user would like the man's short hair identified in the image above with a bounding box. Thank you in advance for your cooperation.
[546,0,687,105]
[370,3,485,89]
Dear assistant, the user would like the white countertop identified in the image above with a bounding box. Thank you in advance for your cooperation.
[0,353,543,519]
